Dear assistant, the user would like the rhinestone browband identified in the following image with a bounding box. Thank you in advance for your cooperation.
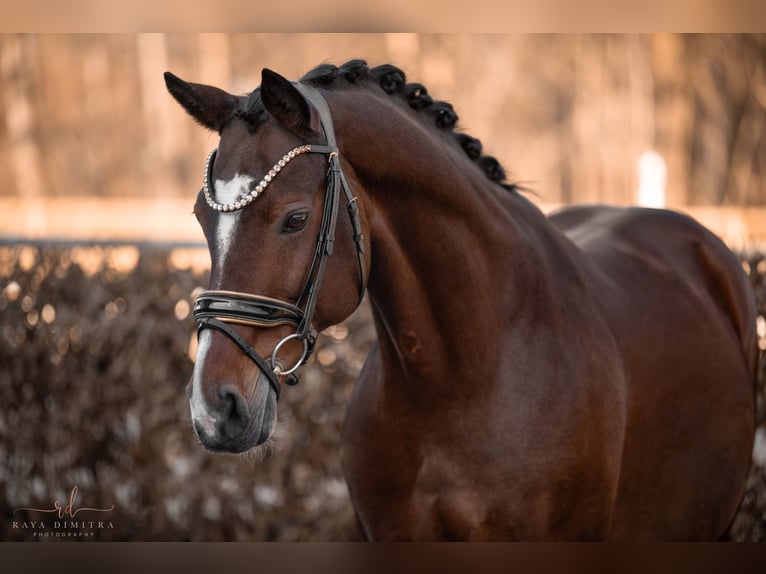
[202,145,313,212]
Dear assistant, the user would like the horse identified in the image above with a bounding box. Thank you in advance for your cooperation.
[164,60,757,541]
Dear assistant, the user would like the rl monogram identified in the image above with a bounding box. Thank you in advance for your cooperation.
[13,485,115,519]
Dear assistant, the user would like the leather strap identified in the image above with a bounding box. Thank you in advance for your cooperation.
[198,317,283,399]
[294,83,367,304]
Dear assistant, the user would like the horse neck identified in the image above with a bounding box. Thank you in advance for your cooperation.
[332,89,584,400]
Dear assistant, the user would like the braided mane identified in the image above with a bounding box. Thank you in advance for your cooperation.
[237,59,517,193]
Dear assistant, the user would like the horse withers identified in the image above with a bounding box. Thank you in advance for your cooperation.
[165,60,757,540]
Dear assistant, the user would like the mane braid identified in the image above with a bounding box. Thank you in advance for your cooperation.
[296,60,518,193]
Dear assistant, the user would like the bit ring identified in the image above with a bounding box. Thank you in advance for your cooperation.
[271,334,309,376]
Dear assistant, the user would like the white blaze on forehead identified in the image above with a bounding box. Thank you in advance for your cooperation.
[193,174,254,437]
[191,330,216,437]
[214,174,255,272]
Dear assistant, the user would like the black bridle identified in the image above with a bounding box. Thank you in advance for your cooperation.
[193,83,366,400]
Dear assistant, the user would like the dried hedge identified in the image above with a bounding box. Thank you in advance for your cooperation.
[1,242,764,541]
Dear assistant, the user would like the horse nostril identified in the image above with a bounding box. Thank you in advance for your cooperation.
[217,384,249,423]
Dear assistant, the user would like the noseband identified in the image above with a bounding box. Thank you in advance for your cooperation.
[193,83,366,400]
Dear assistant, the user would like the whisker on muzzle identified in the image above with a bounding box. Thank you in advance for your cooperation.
[237,414,292,461]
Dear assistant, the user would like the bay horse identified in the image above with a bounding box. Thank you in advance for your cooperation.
[164,60,757,540]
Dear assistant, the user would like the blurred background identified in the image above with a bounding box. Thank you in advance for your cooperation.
[1,33,765,541]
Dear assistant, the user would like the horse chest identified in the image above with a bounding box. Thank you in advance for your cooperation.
[342,432,510,540]
[342,337,627,540]
[343,419,603,541]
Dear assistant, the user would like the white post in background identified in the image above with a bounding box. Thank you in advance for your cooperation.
[636,150,667,208]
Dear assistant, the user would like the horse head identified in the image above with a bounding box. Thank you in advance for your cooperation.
[165,69,369,453]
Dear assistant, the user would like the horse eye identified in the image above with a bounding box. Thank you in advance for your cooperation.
[282,211,310,233]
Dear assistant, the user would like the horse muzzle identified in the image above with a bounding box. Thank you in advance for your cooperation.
[188,367,278,453]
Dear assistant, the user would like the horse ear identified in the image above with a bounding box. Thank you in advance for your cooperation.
[260,68,313,134]
[164,71,236,132]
